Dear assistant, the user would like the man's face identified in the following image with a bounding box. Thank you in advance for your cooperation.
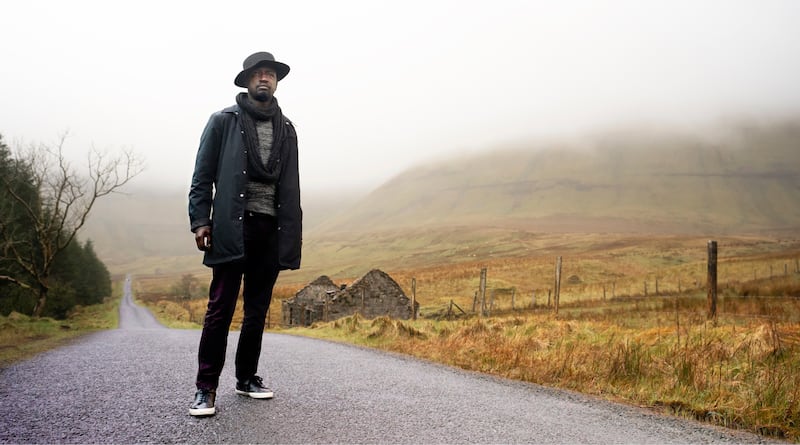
[247,66,278,102]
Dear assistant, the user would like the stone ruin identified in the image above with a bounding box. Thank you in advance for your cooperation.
[281,269,418,327]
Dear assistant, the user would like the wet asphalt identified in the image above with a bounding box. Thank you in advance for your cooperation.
[0,278,780,444]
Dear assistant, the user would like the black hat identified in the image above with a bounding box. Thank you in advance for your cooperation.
[234,52,290,87]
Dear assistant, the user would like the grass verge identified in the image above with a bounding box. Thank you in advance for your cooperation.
[0,296,120,368]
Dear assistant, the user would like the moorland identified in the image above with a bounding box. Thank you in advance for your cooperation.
[71,119,800,440]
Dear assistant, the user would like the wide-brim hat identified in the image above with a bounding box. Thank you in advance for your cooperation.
[234,52,290,87]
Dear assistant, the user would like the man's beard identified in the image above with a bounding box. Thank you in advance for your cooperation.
[249,85,273,102]
[252,90,272,102]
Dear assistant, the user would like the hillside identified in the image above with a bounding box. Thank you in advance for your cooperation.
[80,185,365,276]
[311,121,800,236]
[80,120,800,280]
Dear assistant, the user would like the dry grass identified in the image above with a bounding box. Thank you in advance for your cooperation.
[292,294,800,442]
[133,272,302,329]
[130,234,800,441]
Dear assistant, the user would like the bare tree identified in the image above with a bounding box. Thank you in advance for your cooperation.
[172,274,200,300]
[172,273,201,324]
[0,133,144,317]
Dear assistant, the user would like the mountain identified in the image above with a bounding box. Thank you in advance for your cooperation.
[80,119,800,279]
[310,120,800,236]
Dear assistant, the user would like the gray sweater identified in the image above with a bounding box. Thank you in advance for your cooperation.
[245,119,277,216]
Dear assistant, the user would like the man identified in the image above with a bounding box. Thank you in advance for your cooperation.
[187,52,302,417]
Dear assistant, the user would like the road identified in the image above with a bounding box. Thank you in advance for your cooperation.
[118,275,164,330]
[0,280,779,444]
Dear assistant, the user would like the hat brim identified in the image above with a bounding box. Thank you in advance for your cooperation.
[234,60,290,87]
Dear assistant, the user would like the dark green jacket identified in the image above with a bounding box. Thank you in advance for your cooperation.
[188,104,302,269]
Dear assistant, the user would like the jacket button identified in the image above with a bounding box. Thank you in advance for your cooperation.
[277,226,282,231]
[238,216,242,221]
[243,170,247,174]
[239,193,244,198]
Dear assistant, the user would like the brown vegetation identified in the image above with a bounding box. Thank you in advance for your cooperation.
[295,289,800,441]
[134,234,800,441]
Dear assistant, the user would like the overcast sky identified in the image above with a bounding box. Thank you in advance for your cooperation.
[1,0,799,193]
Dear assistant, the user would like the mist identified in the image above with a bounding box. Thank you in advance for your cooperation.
[1,1,799,195]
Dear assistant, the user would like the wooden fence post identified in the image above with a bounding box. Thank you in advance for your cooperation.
[479,267,487,317]
[531,290,536,308]
[511,287,516,310]
[554,256,562,314]
[655,278,659,296]
[411,278,417,320]
[707,240,718,321]
[674,292,680,344]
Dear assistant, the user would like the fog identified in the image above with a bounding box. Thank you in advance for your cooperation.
[1,0,799,194]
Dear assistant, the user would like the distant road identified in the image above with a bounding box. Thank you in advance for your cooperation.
[118,274,164,329]
[0,280,779,444]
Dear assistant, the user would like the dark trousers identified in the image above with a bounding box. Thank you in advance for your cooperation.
[196,212,280,390]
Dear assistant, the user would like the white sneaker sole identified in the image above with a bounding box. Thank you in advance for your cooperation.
[189,406,216,416]
[236,389,274,399]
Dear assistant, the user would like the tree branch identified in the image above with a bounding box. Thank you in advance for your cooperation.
[0,274,33,290]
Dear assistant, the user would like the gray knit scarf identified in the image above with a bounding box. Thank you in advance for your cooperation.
[236,92,285,183]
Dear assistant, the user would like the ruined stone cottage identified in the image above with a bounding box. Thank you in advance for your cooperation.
[282,269,417,327]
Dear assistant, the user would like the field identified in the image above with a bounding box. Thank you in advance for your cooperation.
[130,232,800,441]
[293,291,800,441]
[131,232,800,334]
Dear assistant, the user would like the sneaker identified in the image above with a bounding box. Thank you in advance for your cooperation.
[189,389,216,416]
[235,375,274,399]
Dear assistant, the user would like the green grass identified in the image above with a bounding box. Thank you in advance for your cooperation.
[0,294,120,368]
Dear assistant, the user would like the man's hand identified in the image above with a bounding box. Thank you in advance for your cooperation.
[194,226,212,251]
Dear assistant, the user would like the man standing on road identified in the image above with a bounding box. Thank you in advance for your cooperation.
[187,51,302,417]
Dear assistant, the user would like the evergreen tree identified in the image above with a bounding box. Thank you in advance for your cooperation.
[78,239,111,305]
[0,135,39,315]
[42,237,112,315]
[48,238,83,316]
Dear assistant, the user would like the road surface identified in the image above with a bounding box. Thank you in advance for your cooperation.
[0,278,779,444]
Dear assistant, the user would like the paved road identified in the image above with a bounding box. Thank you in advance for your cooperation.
[118,275,164,330]
[0,283,779,444]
